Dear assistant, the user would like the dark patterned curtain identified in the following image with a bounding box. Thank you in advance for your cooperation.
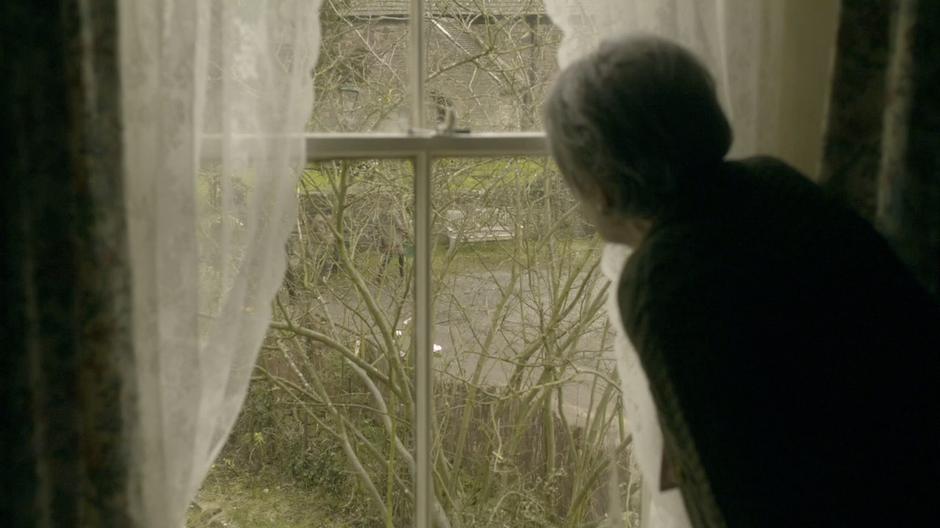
[821,0,940,296]
[0,1,135,526]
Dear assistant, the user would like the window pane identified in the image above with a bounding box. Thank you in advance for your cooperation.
[309,2,411,132]
[309,1,561,134]
[431,157,642,526]
[425,1,561,132]
[191,160,417,527]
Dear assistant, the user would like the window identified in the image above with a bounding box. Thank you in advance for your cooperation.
[189,2,639,527]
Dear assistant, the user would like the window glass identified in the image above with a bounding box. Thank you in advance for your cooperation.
[309,2,412,132]
[191,160,417,527]
[430,157,640,526]
[306,1,562,133]
[188,3,641,527]
[425,1,561,131]
[189,156,643,527]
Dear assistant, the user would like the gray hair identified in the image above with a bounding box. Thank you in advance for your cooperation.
[544,35,732,218]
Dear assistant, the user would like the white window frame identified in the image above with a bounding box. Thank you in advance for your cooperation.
[307,2,550,526]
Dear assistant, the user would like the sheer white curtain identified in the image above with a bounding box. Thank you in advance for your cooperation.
[543,1,838,526]
[119,1,322,525]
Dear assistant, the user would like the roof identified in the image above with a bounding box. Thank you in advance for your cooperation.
[334,0,547,18]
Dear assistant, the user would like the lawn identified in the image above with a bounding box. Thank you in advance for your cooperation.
[188,470,356,528]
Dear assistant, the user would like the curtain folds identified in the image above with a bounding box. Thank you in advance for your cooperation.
[818,0,895,222]
[119,1,322,525]
[876,0,940,297]
[821,0,940,300]
[542,1,839,526]
[1,0,132,524]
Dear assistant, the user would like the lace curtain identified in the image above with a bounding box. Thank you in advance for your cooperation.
[543,1,838,526]
[119,1,322,525]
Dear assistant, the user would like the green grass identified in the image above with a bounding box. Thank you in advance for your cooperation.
[436,158,550,191]
[438,237,599,275]
[298,158,554,196]
[299,167,330,192]
[188,471,354,528]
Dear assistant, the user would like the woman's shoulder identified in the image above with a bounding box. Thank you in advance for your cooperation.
[616,221,722,343]
[726,155,812,185]
[692,156,888,255]
[721,155,827,207]
[731,154,803,175]
[621,153,938,340]
[618,154,904,321]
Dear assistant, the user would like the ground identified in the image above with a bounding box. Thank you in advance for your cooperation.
[188,470,354,528]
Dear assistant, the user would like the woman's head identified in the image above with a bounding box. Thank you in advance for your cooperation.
[544,35,731,242]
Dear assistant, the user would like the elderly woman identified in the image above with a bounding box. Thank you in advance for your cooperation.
[544,36,939,527]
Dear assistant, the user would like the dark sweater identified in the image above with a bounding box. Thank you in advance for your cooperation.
[618,157,939,527]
